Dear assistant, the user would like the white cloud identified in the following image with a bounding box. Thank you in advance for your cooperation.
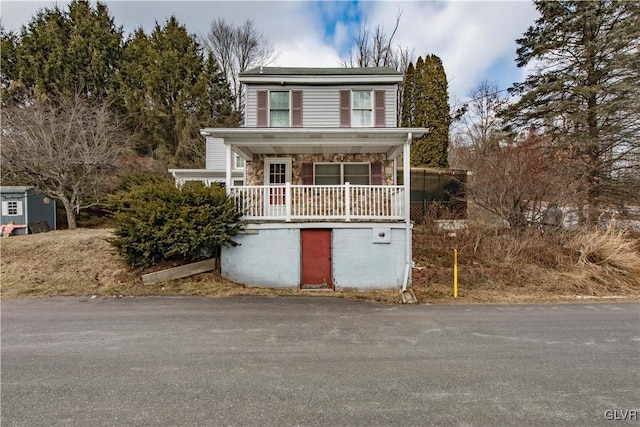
[364,1,539,102]
[1,0,539,102]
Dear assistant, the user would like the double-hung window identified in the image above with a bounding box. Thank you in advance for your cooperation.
[352,90,372,127]
[314,163,370,185]
[340,89,385,127]
[269,91,290,127]
[234,153,245,169]
[257,90,302,127]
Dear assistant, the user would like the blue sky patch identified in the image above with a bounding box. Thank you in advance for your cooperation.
[311,0,362,57]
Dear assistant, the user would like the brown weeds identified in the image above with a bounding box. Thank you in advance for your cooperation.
[1,224,638,304]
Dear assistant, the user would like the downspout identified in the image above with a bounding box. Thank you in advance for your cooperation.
[402,133,412,293]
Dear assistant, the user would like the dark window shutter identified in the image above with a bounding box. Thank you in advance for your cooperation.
[374,90,386,127]
[257,90,268,127]
[301,163,314,185]
[291,90,303,127]
[371,161,383,185]
[339,90,351,128]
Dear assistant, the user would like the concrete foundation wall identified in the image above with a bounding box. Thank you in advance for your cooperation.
[332,228,407,290]
[221,225,409,290]
[222,228,301,288]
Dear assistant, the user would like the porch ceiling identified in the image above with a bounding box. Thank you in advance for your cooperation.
[200,127,428,161]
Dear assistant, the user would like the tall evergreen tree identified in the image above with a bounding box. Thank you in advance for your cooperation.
[113,17,238,166]
[402,55,451,167]
[504,0,640,222]
[400,62,415,127]
[4,0,122,103]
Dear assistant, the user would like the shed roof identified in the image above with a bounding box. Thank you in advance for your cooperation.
[0,186,34,193]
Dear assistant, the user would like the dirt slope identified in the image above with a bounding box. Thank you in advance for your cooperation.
[1,227,638,304]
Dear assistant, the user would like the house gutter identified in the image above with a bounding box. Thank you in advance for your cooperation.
[402,133,412,294]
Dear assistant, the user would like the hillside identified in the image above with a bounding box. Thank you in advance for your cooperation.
[1,226,639,303]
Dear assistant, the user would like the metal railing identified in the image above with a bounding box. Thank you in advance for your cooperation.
[228,183,406,221]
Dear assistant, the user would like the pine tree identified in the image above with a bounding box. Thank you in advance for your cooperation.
[6,0,122,103]
[113,17,238,166]
[400,62,415,128]
[504,0,640,222]
[402,55,451,167]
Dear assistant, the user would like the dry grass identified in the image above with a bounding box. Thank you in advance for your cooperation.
[410,220,640,304]
[2,225,638,304]
[0,229,402,303]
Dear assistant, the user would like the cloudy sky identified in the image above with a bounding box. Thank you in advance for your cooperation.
[1,1,539,105]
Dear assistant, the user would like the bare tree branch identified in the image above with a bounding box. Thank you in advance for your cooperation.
[201,19,277,114]
[1,94,128,228]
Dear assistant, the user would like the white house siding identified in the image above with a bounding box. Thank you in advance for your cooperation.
[244,85,397,128]
[221,224,409,290]
[205,137,227,170]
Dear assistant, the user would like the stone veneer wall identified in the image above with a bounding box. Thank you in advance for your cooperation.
[245,154,395,186]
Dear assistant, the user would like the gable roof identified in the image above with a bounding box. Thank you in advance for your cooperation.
[239,66,403,85]
[241,67,401,76]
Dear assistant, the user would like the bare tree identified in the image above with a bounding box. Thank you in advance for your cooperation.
[201,19,277,113]
[340,12,410,70]
[464,130,569,230]
[1,95,128,228]
[450,81,508,167]
[459,81,509,150]
[340,11,415,125]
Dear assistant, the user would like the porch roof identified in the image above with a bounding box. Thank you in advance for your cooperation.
[199,127,428,161]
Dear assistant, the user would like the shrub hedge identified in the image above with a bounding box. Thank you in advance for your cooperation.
[109,181,242,268]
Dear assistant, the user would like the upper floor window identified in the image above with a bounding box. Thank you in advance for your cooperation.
[352,91,372,127]
[340,89,386,128]
[257,90,303,127]
[270,91,290,127]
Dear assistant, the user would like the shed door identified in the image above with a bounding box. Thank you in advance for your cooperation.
[301,229,332,288]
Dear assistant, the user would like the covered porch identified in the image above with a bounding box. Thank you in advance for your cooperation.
[199,127,427,223]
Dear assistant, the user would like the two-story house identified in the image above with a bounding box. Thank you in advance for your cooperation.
[187,67,427,290]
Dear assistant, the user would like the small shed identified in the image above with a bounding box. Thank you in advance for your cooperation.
[0,186,56,235]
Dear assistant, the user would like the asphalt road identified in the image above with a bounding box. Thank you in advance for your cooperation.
[1,297,639,426]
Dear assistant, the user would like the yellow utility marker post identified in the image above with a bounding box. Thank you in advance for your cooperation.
[453,248,458,298]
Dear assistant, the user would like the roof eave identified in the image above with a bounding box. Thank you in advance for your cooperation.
[238,75,403,85]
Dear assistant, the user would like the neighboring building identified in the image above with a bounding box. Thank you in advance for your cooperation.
[0,186,56,235]
[193,67,427,290]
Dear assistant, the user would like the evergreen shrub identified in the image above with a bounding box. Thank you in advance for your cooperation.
[109,181,242,268]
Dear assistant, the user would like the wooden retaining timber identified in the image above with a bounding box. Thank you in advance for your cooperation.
[141,258,218,284]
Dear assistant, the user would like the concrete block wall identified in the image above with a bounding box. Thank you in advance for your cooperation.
[221,225,409,290]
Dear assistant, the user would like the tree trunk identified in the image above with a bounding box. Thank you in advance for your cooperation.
[59,197,77,229]
[583,3,601,226]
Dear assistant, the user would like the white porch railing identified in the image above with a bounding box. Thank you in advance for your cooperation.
[229,183,406,221]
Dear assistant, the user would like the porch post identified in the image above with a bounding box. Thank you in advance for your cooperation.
[404,133,412,282]
[285,182,292,222]
[225,141,232,195]
[345,182,351,221]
